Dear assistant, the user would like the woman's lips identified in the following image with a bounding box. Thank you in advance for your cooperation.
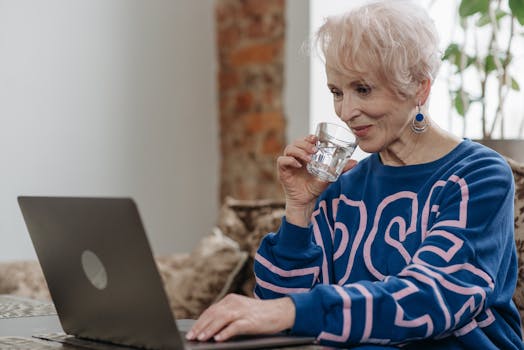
[352,125,372,138]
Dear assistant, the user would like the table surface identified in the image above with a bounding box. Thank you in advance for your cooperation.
[0,295,326,350]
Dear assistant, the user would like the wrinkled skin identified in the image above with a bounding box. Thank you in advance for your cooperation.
[186,294,296,342]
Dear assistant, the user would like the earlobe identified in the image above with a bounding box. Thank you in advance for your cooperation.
[417,79,431,105]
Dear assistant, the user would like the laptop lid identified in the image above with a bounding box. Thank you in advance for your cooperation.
[18,196,184,350]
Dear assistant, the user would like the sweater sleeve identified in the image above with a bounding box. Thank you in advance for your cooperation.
[287,158,519,346]
[253,217,325,299]
[253,183,342,299]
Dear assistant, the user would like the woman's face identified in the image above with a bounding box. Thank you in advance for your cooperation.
[326,66,417,155]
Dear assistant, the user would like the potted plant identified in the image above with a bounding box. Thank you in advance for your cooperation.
[441,0,524,162]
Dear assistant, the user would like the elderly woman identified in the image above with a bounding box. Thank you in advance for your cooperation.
[188,1,523,348]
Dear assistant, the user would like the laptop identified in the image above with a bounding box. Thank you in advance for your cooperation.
[17,196,317,350]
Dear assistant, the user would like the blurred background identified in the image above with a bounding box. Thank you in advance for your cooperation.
[0,1,221,261]
[1,0,523,262]
[0,0,308,261]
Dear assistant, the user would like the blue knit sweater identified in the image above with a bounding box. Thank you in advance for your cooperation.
[254,139,523,349]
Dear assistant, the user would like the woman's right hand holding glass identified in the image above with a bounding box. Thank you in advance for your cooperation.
[277,134,356,227]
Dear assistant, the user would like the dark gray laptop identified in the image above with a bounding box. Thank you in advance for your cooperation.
[18,196,317,350]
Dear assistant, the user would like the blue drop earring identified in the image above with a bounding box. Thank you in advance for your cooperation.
[411,102,429,133]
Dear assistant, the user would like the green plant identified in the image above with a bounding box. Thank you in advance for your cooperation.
[441,0,524,139]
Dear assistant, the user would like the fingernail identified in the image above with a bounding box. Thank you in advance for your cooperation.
[214,334,222,341]
[198,332,206,341]
[312,146,318,152]
[186,331,194,340]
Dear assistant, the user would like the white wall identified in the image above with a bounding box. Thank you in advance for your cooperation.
[0,0,219,261]
[285,0,310,143]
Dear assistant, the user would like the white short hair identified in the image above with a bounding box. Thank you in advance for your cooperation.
[315,0,441,99]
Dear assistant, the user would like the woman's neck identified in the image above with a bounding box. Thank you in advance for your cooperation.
[379,123,461,166]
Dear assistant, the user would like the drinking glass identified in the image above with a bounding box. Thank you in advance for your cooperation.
[306,122,358,182]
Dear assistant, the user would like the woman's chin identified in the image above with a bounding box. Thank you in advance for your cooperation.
[356,142,379,154]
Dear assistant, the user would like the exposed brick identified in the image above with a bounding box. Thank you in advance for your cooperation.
[244,112,285,134]
[235,92,254,114]
[240,0,282,17]
[262,131,285,155]
[229,41,283,66]
[216,0,286,201]
[217,26,242,49]
[218,70,239,90]
[246,13,285,39]
[215,0,241,23]
[263,88,275,106]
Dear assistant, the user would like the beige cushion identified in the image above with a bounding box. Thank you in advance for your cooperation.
[217,197,285,296]
[218,197,285,257]
[0,261,51,301]
[159,229,248,318]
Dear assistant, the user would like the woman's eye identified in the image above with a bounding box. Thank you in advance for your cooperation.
[356,84,371,95]
[330,88,343,99]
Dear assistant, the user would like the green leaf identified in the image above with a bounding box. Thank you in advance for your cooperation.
[476,9,508,26]
[511,77,521,91]
[509,0,524,25]
[442,44,476,70]
[484,55,497,73]
[442,44,461,69]
[454,93,469,117]
[443,43,460,60]
[466,56,477,67]
[459,0,489,17]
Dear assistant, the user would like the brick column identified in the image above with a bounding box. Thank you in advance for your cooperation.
[216,0,286,201]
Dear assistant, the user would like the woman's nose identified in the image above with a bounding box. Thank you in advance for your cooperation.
[340,96,356,122]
